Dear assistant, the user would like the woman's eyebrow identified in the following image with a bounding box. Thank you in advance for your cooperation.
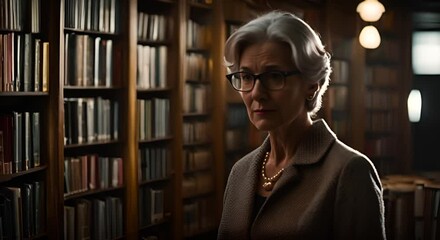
[239,65,284,72]
[238,67,252,72]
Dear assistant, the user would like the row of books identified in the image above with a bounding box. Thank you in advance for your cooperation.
[0,0,40,32]
[64,0,119,33]
[225,104,251,151]
[226,104,248,129]
[225,129,247,152]
[330,116,349,142]
[137,45,167,89]
[331,59,350,84]
[327,86,348,110]
[364,137,396,158]
[0,181,45,239]
[365,90,399,109]
[185,52,209,81]
[182,172,213,198]
[366,38,400,63]
[64,34,114,87]
[0,112,40,174]
[64,196,123,240]
[187,19,208,49]
[64,155,123,196]
[64,97,119,145]
[139,186,164,227]
[365,66,398,87]
[183,149,211,172]
[183,121,210,145]
[138,146,170,182]
[183,83,210,114]
[0,33,49,92]
[381,174,440,240]
[365,111,395,133]
[183,198,215,237]
[137,12,168,42]
[137,98,170,140]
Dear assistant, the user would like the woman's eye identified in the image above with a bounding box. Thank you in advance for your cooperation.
[268,72,283,81]
[241,74,253,81]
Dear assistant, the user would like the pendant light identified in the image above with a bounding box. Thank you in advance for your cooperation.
[356,0,386,22]
[359,25,381,49]
[357,0,385,49]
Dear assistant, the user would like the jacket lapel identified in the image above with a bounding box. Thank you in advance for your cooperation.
[254,119,336,219]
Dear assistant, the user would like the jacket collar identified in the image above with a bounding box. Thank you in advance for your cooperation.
[224,119,336,238]
[250,119,336,193]
[248,119,337,233]
[257,118,336,166]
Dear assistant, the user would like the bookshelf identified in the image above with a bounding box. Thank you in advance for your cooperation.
[322,1,412,178]
[136,0,179,239]
[321,0,363,151]
[222,16,251,184]
[180,0,225,238]
[0,0,57,238]
[62,0,125,239]
[362,6,410,177]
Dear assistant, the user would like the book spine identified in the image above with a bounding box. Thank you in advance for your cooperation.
[32,112,40,167]
[41,42,49,92]
[23,112,31,170]
[23,34,32,91]
[13,112,22,173]
[33,38,41,91]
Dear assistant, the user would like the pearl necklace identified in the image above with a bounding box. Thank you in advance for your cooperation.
[261,151,285,191]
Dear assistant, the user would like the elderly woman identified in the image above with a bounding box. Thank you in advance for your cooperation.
[218,11,386,240]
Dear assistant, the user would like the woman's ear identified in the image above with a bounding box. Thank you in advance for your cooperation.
[306,83,320,100]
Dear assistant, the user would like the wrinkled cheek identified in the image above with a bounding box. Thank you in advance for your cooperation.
[246,108,255,125]
[241,98,252,118]
[249,113,270,130]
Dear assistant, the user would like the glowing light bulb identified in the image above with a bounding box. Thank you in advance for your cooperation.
[356,0,386,22]
[359,25,381,49]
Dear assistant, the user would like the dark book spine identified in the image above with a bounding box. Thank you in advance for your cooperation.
[0,187,14,239]
[21,183,34,238]
[23,112,31,170]
[23,34,32,91]
[32,112,40,167]
[13,112,22,173]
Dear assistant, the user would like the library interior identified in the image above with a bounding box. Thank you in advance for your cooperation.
[1,0,440,239]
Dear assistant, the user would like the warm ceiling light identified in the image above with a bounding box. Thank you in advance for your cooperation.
[356,0,386,22]
[359,25,381,49]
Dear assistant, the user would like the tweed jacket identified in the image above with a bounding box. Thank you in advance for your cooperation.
[217,119,386,240]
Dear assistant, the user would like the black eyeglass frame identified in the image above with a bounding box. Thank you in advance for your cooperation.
[225,70,301,92]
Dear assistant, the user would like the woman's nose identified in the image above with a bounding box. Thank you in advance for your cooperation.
[251,79,268,100]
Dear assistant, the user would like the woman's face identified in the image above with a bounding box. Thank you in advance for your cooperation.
[238,41,313,131]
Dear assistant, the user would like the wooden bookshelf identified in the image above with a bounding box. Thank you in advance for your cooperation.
[0,0,60,238]
[361,5,410,177]
[61,0,126,239]
[135,1,179,239]
[321,0,361,149]
[179,0,225,238]
[321,1,412,178]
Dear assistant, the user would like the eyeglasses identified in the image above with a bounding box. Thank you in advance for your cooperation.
[226,70,301,92]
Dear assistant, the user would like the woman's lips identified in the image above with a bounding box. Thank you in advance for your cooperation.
[253,109,275,115]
